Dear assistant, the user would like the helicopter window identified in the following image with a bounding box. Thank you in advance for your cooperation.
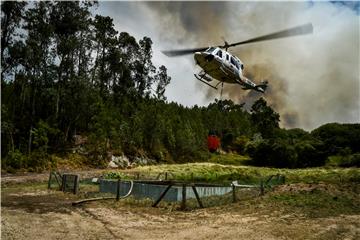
[231,57,239,69]
[226,54,229,61]
[217,50,222,58]
[206,47,216,53]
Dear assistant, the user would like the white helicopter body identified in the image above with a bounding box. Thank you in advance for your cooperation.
[194,47,267,92]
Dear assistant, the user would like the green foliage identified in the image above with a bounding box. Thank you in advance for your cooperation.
[3,150,27,169]
[246,138,327,168]
[311,123,360,154]
[103,171,131,180]
[328,154,360,167]
[294,140,327,167]
[32,120,60,152]
[27,150,49,172]
[208,153,251,166]
[250,97,280,138]
[232,135,251,154]
[250,140,297,168]
[3,149,50,172]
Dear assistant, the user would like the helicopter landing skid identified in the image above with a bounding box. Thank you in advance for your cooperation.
[194,74,218,90]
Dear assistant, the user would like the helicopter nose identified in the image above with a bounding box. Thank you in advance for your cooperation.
[194,52,214,65]
[194,52,203,64]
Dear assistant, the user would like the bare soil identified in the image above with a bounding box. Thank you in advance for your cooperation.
[1,174,360,240]
[1,169,107,185]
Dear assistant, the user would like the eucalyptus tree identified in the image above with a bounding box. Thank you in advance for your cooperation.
[1,1,27,80]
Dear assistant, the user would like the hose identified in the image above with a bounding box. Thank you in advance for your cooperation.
[72,180,134,206]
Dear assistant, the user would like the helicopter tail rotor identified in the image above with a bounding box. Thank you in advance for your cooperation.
[255,80,268,93]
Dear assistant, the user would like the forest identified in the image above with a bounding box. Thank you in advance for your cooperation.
[2,1,360,172]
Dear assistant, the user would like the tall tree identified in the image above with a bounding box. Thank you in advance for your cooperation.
[135,37,155,96]
[154,65,171,100]
[1,1,27,80]
[250,98,280,138]
[92,15,118,98]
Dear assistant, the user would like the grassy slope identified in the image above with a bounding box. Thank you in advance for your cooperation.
[106,161,360,185]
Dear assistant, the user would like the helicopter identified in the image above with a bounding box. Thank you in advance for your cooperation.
[162,23,313,93]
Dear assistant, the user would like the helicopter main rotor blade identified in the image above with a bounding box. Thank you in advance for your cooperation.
[162,23,313,57]
[162,47,210,57]
[226,23,313,48]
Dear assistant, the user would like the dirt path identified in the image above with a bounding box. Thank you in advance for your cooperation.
[3,199,359,240]
[1,173,360,240]
[1,169,107,185]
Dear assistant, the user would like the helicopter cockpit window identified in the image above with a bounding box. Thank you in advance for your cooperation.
[206,47,216,53]
[217,50,222,58]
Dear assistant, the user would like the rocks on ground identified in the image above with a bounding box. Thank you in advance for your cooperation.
[107,155,156,169]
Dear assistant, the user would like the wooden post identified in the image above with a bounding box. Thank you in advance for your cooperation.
[260,180,264,196]
[61,174,66,192]
[48,172,52,189]
[54,172,62,190]
[165,172,168,180]
[116,179,121,201]
[192,186,204,208]
[152,184,172,207]
[73,175,79,194]
[232,184,236,203]
[181,184,187,210]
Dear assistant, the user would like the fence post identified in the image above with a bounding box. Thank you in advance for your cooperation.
[48,172,52,189]
[181,184,187,210]
[116,178,121,201]
[232,184,236,203]
[152,184,172,207]
[74,175,79,194]
[192,185,204,208]
[61,174,67,192]
[260,179,264,196]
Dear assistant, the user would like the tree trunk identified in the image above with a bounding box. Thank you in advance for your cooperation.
[28,126,33,155]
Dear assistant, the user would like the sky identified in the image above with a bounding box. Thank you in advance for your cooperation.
[96,1,360,131]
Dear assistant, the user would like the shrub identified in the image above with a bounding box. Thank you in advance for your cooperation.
[3,149,27,169]
[246,139,326,168]
[295,141,327,167]
[27,150,49,172]
[338,153,360,167]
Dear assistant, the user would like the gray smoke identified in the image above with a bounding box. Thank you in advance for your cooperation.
[141,2,359,130]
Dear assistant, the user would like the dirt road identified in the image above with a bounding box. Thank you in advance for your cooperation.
[1,169,107,185]
[1,174,360,240]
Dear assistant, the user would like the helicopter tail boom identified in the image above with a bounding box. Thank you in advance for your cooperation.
[240,78,268,93]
